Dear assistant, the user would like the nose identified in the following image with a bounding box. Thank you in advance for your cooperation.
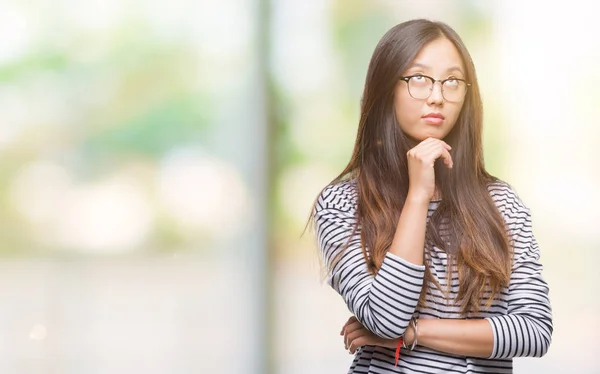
[427,81,444,106]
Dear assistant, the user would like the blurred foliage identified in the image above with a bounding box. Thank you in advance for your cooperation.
[0,6,218,256]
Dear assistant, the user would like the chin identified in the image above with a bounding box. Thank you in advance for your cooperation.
[402,125,452,143]
[409,133,443,142]
[420,127,452,141]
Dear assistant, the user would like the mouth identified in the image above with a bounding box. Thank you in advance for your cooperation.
[422,113,445,125]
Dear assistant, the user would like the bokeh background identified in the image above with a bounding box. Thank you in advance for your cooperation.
[0,0,599,373]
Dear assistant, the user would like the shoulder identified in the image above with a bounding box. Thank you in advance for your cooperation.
[314,179,358,214]
[487,179,530,219]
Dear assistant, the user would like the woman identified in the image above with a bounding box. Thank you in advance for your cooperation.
[312,19,552,373]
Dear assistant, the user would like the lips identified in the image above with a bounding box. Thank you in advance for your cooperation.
[423,113,445,120]
[422,112,445,125]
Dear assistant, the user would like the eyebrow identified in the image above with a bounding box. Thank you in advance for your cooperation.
[407,62,465,75]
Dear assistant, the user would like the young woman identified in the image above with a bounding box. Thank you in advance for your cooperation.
[312,19,552,373]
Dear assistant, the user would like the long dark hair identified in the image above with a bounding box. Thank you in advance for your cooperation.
[315,19,511,314]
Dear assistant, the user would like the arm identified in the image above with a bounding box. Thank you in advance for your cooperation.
[314,184,427,339]
[343,315,493,357]
[315,140,453,339]
[388,195,430,265]
[411,318,493,357]
[343,189,552,359]
[484,198,553,358]
[410,193,552,358]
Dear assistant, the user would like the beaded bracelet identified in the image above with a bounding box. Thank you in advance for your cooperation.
[394,337,403,367]
[394,317,419,367]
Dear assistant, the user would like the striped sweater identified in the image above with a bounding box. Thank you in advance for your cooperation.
[313,179,552,373]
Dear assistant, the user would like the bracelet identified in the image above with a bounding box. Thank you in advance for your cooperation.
[409,317,419,351]
[394,337,403,367]
[396,316,418,367]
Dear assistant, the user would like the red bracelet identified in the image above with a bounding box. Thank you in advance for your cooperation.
[395,337,403,367]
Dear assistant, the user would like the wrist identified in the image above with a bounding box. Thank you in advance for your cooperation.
[404,324,415,346]
[382,337,401,349]
[403,317,419,348]
[405,192,431,207]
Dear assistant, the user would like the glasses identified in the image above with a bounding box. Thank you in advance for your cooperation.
[399,74,471,102]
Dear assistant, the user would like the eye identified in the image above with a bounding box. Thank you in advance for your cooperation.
[408,75,429,86]
[444,78,460,87]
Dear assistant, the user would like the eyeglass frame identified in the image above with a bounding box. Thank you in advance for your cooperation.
[399,74,472,102]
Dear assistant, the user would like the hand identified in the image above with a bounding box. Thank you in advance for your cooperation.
[406,137,453,202]
[340,316,397,354]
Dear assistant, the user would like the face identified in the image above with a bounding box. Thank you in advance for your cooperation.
[393,37,466,142]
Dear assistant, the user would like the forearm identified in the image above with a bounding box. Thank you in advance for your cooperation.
[347,196,428,338]
[388,195,430,265]
[415,318,493,358]
[316,205,426,340]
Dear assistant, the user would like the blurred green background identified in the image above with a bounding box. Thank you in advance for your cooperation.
[0,0,598,373]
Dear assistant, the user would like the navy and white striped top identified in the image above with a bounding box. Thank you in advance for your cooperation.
[313,179,552,373]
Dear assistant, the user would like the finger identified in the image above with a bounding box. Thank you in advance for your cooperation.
[412,140,445,160]
[419,138,437,148]
[439,147,453,168]
[408,140,452,168]
[344,330,359,350]
[416,137,451,151]
[340,316,355,335]
[410,138,436,156]
[340,316,357,335]
[346,329,367,346]
[343,322,365,346]
[346,331,370,349]
[421,139,451,153]
[408,137,435,155]
[423,143,453,169]
[344,320,363,336]
[343,321,362,346]
[348,337,367,354]
[438,139,452,150]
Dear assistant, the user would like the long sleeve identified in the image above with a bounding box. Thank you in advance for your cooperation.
[486,186,553,359]
[313,182,425,339]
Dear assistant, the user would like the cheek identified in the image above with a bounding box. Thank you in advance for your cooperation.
[394,93,421,128]
[447,103,464,125]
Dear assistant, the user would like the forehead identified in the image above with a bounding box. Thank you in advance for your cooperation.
[406,37,465,74]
